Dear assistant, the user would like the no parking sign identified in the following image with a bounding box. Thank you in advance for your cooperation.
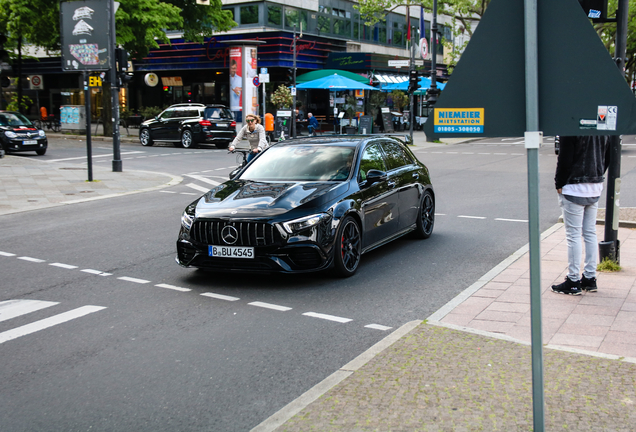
[29,75,43,90]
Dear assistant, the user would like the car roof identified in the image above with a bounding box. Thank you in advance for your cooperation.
[168,103,205,108]
[273,135,410,148]
[204,105,230,109]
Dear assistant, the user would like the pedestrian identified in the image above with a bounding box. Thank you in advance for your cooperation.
[228,114,268,163]
[307,113,318,136]
[552,135,611,295]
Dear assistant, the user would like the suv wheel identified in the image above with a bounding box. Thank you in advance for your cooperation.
[140,128,154,146]
[181,129,197,149]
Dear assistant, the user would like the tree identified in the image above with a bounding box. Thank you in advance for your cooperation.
[595,0,636,87]
[271,85,293,109]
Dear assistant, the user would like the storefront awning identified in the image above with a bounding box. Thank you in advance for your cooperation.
[296,69,368,84]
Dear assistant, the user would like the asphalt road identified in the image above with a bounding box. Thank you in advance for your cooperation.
[2,134,635,431]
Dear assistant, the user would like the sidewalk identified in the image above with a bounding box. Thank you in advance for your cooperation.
[0,154,181,216]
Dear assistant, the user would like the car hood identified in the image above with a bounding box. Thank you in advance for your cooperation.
[194,180,350,219]
[0,125,39,132]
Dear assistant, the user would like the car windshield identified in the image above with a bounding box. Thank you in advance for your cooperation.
[0,112,33,127]
[240,145,355,182]
[204,107,233,120]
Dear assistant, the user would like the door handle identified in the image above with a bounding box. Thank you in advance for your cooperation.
[412,173,419,179]
[387,180,396,188]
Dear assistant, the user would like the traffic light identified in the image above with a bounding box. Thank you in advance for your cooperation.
[116,48,133,84]
[408,69,421,94]
[286,68,293,83]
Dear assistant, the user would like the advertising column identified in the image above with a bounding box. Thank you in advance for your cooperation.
[229,47,242,122]
[242,46,258,118]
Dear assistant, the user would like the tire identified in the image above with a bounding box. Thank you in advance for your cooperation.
[181,129,197,149]
[139,128,154,146]
[413,190,435,239]
[36,148,47,156]
[215,142,230,149]
[334,216,362,277]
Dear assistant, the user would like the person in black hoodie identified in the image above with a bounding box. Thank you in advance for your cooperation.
[552,135,611,295]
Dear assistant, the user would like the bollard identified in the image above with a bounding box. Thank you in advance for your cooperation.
[599,240,620,264]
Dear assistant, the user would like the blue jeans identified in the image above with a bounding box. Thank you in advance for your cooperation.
[308,125,316,135]
[558,194,599,280]
[247,151,256,163]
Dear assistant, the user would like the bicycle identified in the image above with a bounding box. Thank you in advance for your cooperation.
[228,148,252,179]
[33,115,61,133]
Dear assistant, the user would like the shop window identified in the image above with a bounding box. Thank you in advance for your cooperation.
[377,25,387,44]
[240,5,259,25]
[353,15,359,40]
[333,18,350,37]
[267,4,282,26]
[319,6,330,14]
[393,22,403,46]
[317,15,331,34]
[285,8,307,30]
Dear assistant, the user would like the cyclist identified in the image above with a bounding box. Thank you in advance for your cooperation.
[228,114,268,163]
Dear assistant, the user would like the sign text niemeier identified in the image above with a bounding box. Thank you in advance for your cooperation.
[434,108,484,133]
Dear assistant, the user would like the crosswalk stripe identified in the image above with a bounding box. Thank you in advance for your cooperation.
[185,174,221,186]
[186,183,210,193]
[156,283,191,292]
[18,256,45,263]
[0,251,16,257]
[50,263,79,269]
[302,312,352,323]
[0,305,106,344]
[118,276,150,284]
[0,300,59,323]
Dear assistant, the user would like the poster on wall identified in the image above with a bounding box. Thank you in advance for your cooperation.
[60,0,111,71]
[229,47,242,114]
[242,46,258,118]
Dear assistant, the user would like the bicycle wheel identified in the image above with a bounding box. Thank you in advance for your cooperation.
[51,121,61,132]
[33,119,43,130]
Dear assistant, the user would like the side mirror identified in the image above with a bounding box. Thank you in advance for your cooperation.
[229,168,241,180]
[364,169,388,186]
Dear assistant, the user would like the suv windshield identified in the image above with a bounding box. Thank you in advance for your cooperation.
[204,107,233,120]
[240,145,355,182]
[0,112,33,127]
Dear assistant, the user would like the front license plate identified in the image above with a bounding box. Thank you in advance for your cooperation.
[209,245,254,259]
[23,140,38,145]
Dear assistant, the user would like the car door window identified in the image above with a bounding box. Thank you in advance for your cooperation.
[159,110,174,120]
[358,143,387,182]
[381,141,412,171]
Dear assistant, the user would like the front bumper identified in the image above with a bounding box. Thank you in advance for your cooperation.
[1,137,47,153]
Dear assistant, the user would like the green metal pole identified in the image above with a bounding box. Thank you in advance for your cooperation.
[524,0,544,430]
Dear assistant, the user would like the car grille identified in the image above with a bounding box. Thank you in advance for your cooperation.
[191,220,281,246]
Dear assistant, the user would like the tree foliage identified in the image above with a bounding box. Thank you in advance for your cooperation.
[0,0,236,58]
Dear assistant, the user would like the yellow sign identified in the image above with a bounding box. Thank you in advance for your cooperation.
[434,108,484,133]
[89,76,102,87]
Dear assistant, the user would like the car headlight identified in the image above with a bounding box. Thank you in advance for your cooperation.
[5,131,17,138]
[181,202,197,230]
[282,213,329,234]
[38,130,46,137]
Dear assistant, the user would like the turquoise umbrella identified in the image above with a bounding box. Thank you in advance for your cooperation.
[295,73,378,90]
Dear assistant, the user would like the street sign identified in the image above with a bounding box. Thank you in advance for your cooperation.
[60,0,111,71]
[29,75,43,90]
[291,87,296,96]
[419,38,428,60]
[261,68,268,74]
[253,76,260,87]
[388,60,410,68]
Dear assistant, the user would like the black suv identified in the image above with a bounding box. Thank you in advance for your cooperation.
[139,103,237,149]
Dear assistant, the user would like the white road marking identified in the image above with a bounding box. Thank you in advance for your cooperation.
[478,153,491,155]
[46,151,143,162]
[49,263,78,269]
[0,300,59,323]
[18,256,45,263]
[185,174,221,186]
[118,276,151,284]
[495,218,528,223]
[0,251,16,257]
[156,283,191,292]
[81,269,112,276]
[458,215,486,220]
[302,312,352,323]
[249,301,292,312]
[215,167,227,171]
[365,324,393,331]
[0,305,107,344]
[201,292,240,301]
[180,192,198,195]
[435,213,446,216]
[186,183,210,193]
[159,190,177,194]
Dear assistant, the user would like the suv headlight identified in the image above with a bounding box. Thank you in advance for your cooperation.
[38,130,46,137]
[5,131,17,138]
[282,213,329,234]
